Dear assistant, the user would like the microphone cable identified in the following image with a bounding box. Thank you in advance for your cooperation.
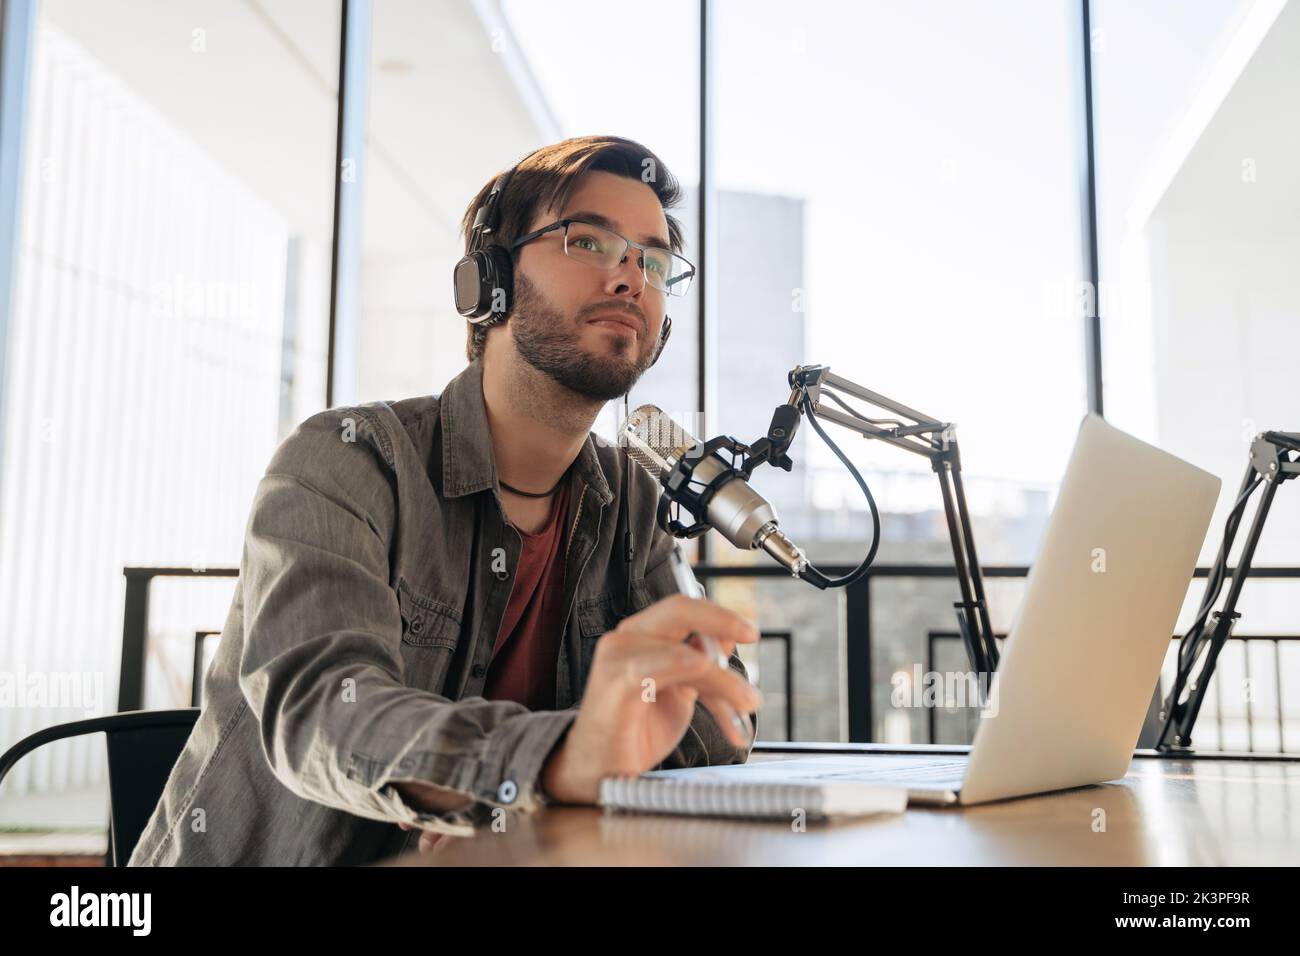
[792,386,881,590]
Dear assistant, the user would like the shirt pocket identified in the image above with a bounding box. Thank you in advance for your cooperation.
[574,580,655,685]
[396,576,462,692]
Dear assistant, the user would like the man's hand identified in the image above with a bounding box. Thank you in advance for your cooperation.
[393,779,473,853]
[396,821,447,854]
[540,593,763,805]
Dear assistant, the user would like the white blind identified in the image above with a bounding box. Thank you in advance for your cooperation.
[0,22,291,796]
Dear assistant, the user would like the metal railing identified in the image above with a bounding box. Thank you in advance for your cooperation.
[695,562,1300,747]
[756,629,795,741]
[926,630,1299,753]
[119,567,237,713]
[120,563,1299,755]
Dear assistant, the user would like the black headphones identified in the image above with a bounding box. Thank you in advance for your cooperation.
[452,149,672,368]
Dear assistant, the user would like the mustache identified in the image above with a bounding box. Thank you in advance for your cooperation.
[580,304,646,331]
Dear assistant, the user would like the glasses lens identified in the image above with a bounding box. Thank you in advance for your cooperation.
[564,221,623,268]
[656,253,694,297]
[564,221,694,297]
[642,248,685,296]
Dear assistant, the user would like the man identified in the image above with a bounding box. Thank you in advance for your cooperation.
[129,135,761,866]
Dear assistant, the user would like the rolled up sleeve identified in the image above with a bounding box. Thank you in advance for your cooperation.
[236,412,577,836]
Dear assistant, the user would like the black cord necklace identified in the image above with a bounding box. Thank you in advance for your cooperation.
[499,465,568,498]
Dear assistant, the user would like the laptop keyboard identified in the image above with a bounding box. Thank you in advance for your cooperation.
[806,760,968,786]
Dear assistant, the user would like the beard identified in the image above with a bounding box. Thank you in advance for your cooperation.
[508,271,652,401]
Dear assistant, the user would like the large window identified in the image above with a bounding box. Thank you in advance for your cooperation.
[1093,0,1300,752]
[354,0,700,427]
[0,0,338,823]
[713,0,1089,742]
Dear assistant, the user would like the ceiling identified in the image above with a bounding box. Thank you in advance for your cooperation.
[40,0,551,256]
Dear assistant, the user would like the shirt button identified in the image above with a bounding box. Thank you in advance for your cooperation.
[495,568,509,581]
[471,664,486,679]
[497,778,518,804]
[409,617,425,634]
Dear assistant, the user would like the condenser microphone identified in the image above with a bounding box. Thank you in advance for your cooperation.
[621,405,808,576]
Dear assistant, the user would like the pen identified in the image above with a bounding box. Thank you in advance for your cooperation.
[667,544,755,746]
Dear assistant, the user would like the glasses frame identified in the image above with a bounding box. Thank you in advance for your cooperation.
[509,218,696,297]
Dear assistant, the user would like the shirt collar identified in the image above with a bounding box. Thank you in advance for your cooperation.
[439,357,615,507]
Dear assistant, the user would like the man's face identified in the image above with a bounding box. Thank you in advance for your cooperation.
[505,170,671,401]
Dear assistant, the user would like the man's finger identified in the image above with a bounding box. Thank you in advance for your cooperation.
[605,630,760,706]
[685,632,734,668]
[698,693,754,748]
[600,638,717,690]
[617,593,759,648]
[680,663,762,715]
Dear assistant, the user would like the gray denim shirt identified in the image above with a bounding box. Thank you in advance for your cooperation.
[128,357,753,866]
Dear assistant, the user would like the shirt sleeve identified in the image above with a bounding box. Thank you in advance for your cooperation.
[640,536,757,770]
[235,408,577,837]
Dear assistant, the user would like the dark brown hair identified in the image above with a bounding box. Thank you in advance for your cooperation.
[459,135,686,362]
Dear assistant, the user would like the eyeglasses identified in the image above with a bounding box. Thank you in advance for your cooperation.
[510,218,696,297]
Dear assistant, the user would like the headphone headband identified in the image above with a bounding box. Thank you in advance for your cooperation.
[466,167,515,257]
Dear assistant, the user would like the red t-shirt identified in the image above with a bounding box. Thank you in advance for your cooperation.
[482,480,571,710]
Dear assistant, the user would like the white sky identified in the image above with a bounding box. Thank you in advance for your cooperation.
[501,0,1253,491]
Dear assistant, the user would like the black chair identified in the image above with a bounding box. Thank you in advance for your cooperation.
[0,709,200,866]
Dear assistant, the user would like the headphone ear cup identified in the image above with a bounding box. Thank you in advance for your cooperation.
[482,245,514,322]
[648,313,671,368]
[455,246,514,323]
[453,250,487,319]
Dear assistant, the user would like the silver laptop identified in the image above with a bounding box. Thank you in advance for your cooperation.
[662,413,1221,806]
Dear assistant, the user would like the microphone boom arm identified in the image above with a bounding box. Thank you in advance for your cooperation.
[749,364,1000,679]
[1155,429,1300,751]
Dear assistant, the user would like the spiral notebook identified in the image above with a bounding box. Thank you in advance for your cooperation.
[598,764,908,821]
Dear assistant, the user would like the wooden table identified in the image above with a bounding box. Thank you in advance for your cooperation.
[381,745,1300,866]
